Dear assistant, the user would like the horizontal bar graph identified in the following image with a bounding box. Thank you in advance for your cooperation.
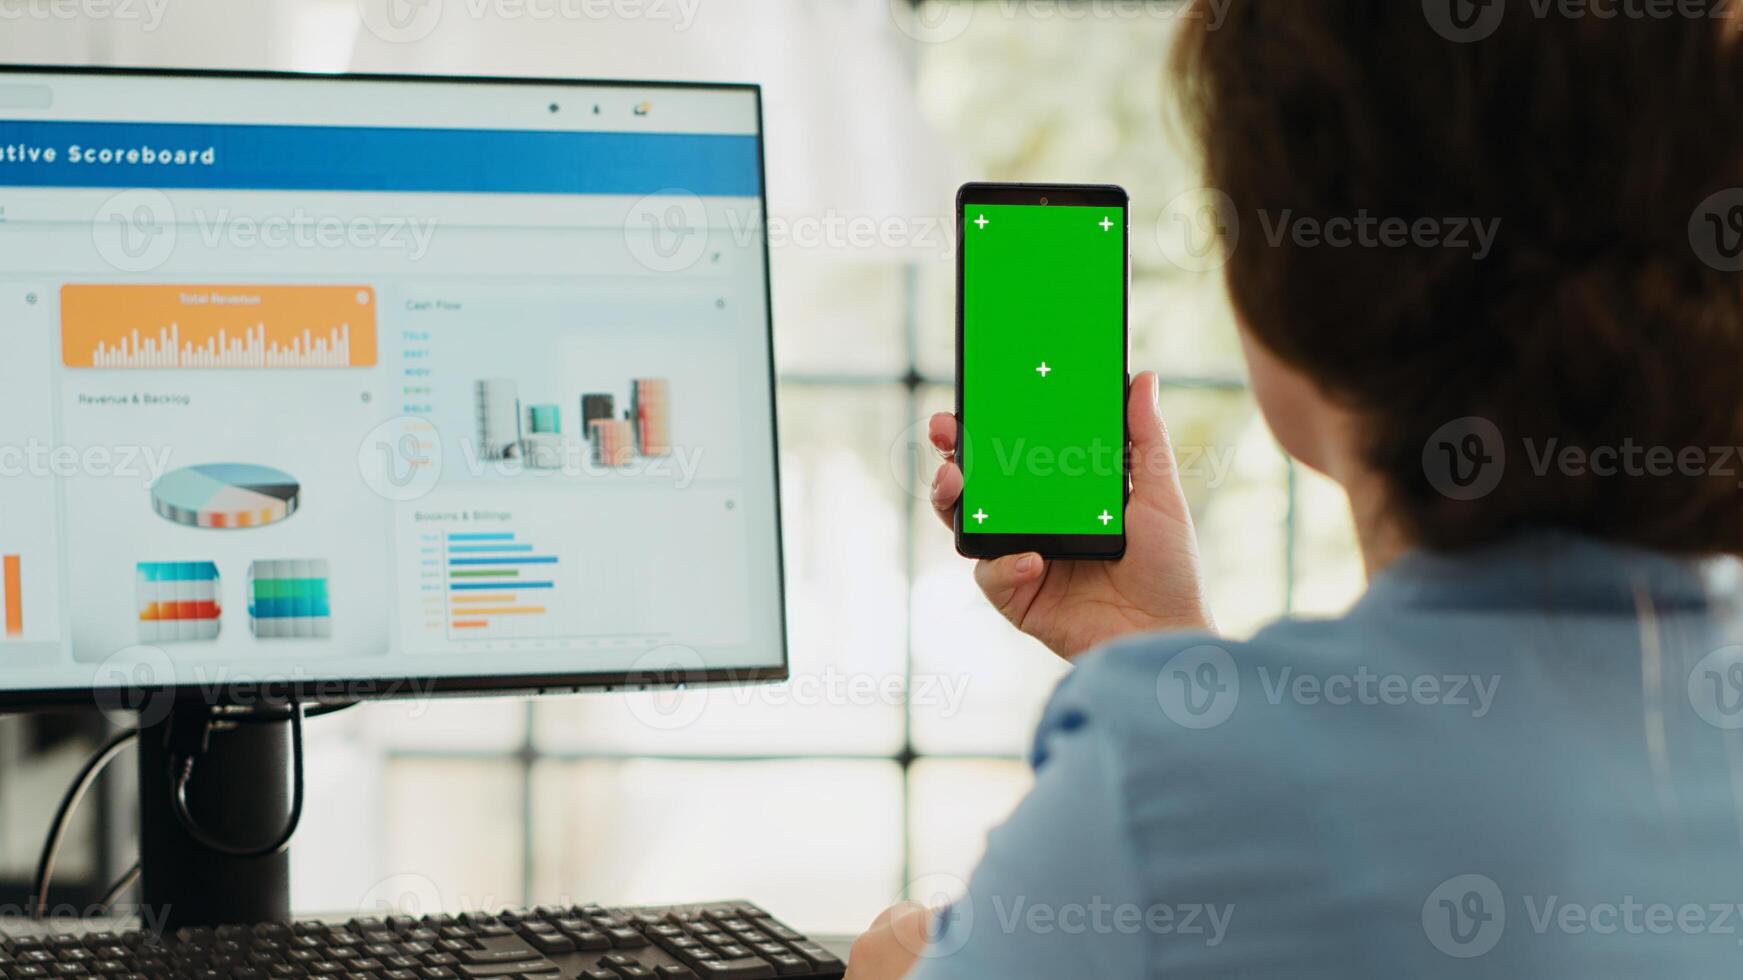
[136,561,222,642]
[448,544,535,553]
[248,559,333,639]
[443,530,561,636]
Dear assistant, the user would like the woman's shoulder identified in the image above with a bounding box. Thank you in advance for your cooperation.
[1040,618,1363,738]
[1031,613,1478,786]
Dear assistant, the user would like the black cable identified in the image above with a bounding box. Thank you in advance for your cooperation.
[97,861,141,913]
[34,698,337,917]
[169,702,305,858]
[32,729,138,920]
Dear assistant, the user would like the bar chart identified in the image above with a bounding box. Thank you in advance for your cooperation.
[61,285,379,369]
[443,531,560,638]
[248,560,333,639]
[395,488,749,655]
[136,561,222,642]
[469,376,674,471]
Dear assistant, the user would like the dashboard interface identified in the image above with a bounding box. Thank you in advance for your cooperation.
[0,70,786,697]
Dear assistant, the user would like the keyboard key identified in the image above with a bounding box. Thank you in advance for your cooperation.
[561,932,609,953]
[655,969,698,980]
[788,943,844,972]
[604,929,646,950]
[691,961,774,980]
[516,934,571,957]
[456,951,536,966]
[457,962,557,980]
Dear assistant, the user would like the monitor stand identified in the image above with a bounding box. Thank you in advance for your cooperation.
[135,700,293,930]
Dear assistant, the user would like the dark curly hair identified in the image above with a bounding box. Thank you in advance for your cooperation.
[1172,0,1743,554]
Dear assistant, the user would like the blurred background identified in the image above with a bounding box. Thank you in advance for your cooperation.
[0,0,1363,935]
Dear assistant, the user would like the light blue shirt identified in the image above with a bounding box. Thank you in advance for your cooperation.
[908,535,1743,978]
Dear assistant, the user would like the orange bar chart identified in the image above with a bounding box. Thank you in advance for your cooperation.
[3,555,21,638]
[61,285,378,369]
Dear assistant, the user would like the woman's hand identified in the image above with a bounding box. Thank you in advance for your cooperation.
[930,371,1214,660]
[844,903,930,980]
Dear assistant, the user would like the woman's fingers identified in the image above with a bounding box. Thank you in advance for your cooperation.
[927,412,958,458]
[1127,371,1188,515]
[974,552,1047,628]
[931,461,963,530]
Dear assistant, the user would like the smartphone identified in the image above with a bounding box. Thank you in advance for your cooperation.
[955,181,1130,561]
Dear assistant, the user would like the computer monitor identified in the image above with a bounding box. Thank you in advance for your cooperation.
[0,67,788,712]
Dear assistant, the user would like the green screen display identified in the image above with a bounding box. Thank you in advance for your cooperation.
[962,202,1126,536]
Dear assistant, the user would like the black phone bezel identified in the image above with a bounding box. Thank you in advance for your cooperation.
[954,181,1131,562]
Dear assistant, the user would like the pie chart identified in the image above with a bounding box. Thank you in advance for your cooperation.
[150,463,302,529]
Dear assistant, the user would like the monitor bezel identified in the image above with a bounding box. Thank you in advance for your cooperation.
[0,64,791,711]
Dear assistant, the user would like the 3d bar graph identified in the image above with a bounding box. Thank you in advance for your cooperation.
[136,561,222,642]
[248,559,333,639]
[471,379,673,471]
[476,379,523,462]
[632,378,672,457]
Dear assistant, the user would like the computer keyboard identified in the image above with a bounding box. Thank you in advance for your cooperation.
[3,903,846,980]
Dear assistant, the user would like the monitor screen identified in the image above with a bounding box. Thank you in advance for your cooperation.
[0,68,787,704]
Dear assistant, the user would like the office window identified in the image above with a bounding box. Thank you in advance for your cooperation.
[361,6,1365,936]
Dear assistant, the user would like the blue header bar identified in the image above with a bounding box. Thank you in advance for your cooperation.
[0,120,762,197]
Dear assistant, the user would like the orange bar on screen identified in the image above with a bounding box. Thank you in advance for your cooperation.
[3,555,21,637]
